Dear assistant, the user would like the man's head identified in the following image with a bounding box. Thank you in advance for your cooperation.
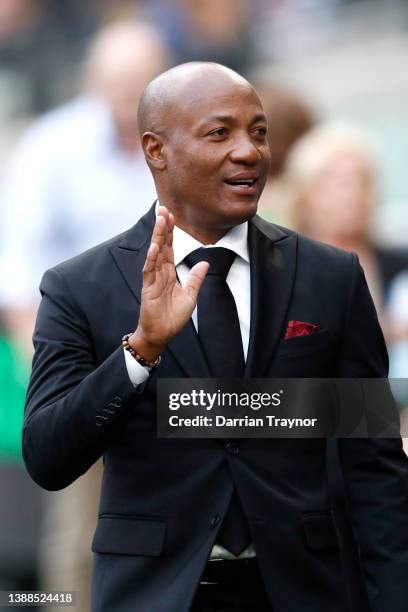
[138,62,271,243]
[84,21,169,152]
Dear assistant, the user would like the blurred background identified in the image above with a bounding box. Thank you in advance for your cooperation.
[0,0,407,609]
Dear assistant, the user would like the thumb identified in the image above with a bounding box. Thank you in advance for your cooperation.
[184,261,209,302]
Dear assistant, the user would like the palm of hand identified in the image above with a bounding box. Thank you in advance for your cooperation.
[136,207,209,349]
[140,259,199,343]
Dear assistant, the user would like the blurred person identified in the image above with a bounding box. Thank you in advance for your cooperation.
[284,122,408,338]
[0,19,169,612]
[255,82,316,225]
[281,125,408,593]
[0,19,168,352]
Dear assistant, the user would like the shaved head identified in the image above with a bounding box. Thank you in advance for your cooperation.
[137,62,255,136]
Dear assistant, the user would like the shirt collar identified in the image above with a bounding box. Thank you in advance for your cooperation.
[154,201,249,266]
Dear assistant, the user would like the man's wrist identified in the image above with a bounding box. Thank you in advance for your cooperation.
[128,330,165,363]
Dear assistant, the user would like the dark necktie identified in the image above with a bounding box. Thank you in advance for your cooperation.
[184,247,245,378]
[184,247,251,556]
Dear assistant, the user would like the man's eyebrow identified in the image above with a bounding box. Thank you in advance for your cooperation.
[199,113,267,126]
[250,113,267,124]
[200,114,235,125]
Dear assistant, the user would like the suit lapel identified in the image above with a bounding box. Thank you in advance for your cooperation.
[109,203,210,378]
[109,204,154,304]
[167,320,211,378]
[244,216,297,377]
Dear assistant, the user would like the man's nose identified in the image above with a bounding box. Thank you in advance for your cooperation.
[229,135,261,164]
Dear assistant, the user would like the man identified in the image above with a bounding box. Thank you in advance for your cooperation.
[23,63,408,612]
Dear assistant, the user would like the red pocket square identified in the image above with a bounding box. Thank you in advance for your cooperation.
[284,320,319,340]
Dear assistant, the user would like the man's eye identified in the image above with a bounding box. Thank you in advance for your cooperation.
[254,127,267,137]
[209,128,226,137]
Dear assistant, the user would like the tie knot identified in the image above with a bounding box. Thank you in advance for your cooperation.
[184,247,236,280]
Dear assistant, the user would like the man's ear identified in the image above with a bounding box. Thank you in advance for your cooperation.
[142,132,166,170]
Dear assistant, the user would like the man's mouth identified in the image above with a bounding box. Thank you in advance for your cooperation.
[224,176,259,193]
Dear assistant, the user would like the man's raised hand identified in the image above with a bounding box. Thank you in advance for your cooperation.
[128,206,209,361]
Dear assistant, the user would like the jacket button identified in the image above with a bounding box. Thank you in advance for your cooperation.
[211,514,221,528]
[226,441,239,455]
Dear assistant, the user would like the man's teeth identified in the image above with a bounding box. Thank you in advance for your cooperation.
[229,179,255,185]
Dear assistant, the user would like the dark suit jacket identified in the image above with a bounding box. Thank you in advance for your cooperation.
[23,205,408,612]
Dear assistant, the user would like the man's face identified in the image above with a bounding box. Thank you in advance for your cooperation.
[161,78,271,236]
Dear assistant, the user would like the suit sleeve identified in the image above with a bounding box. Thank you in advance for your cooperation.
[23,267,145,491]
[337,254,408,611]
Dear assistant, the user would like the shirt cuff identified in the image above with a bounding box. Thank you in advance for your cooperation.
[123,347,151,387]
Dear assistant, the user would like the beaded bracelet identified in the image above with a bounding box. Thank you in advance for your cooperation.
[122,333,162,369]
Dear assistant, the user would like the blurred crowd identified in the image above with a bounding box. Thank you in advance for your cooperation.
[0,0,407,610]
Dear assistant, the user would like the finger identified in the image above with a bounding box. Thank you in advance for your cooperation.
[157,205,169,221]
[151,214,168,256]
[157,206,169,246]
[156,246,163,272]
[185,261,209,302]
[143,243,159,287]
[164,213,175,265]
